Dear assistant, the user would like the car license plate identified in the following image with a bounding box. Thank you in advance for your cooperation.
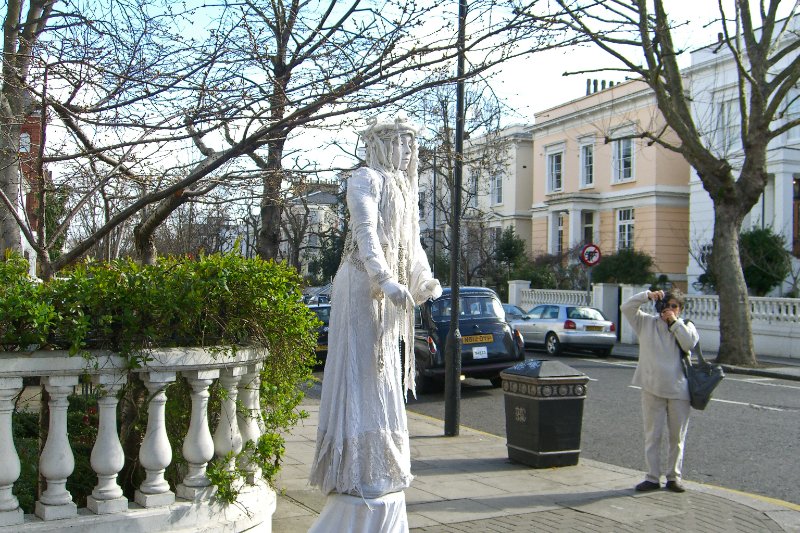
[463,334,493,344]
[472,346,488,359]
[585,326,602,331]
[316,345,327,352]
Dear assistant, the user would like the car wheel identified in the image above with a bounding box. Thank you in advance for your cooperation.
[489,376,503,388]
[594,347,612,358]
[545,333,561,356]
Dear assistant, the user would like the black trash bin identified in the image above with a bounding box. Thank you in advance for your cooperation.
[500,359,589,468]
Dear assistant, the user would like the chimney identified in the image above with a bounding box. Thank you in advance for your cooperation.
[718,32,723,43]
[593,79,599,93]
[586,79,592,96]
[601,80,607,90]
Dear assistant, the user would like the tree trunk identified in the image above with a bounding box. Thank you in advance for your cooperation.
[257,139,286,261]
[0,121,22,255]
[712,203,756,366]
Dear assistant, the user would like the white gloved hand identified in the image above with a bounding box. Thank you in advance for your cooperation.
[380,279,415,308]
[420,279,443,301]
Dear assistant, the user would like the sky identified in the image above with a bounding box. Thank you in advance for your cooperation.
[489,0,798,125]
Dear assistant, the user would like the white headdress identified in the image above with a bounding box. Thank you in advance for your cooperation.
[359,116,419,175]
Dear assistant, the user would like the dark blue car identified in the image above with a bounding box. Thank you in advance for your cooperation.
[413,287,525,392]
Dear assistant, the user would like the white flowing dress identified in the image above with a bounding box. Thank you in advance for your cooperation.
[308,165,437,499]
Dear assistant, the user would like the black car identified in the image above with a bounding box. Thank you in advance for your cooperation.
[413,287,525,392]
[308,304,331,362]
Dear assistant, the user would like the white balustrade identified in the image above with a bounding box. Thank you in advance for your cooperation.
[0,378,23,527]
[0,347,274,531]
[36,375,80,521]
[521,288,592,309]
[213,367,245,473]
[87,374,127,514]
[177,369,219,501]
[237,363,263,483]
[135,371,177,507]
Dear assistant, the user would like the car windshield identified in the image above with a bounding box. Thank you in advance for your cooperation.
[431,296,504,320]
[566,307,606,321]
[312,307,331,325]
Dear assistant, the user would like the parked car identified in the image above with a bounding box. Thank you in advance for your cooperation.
[308,304,331,362]
[509,303,616,357]
[414,287,525,392]
[502,303,528,321]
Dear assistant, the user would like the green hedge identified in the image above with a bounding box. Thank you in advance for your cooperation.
[2,251,319,508]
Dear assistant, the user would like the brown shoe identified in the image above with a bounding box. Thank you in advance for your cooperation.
[665,480,686,493]
[635,480,660,492]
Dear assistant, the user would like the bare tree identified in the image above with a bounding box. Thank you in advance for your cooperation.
[524,0,800,366]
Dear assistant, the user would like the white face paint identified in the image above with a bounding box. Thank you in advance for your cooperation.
[390,134,413,171]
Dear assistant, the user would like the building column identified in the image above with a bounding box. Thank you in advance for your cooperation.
[546,211,560,254]
[569,209,583,249]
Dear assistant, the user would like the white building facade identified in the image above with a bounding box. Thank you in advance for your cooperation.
[685,19,800,295]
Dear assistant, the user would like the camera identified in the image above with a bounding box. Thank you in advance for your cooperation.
[654,298,667,314]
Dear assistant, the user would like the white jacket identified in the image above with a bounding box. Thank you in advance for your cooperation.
[621,291,700,400]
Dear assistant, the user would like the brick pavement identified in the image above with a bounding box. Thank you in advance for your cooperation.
[274,399,800,532]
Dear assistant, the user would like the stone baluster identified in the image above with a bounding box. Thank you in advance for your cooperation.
[213,367,244,473]
[177,369,219,501]
[87,374,128,514]
[134,371,176,507]
[237,364,263,484]
[0,377,23,527]
[36,375,80,520]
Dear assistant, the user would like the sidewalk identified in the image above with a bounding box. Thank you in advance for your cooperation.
[274,397,800,532]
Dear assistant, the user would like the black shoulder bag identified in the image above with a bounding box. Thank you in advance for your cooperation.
[679,328,725,410]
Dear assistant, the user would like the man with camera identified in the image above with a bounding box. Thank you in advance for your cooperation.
[621,289,699,493]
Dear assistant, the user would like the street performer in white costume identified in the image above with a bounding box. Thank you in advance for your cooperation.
[308,116,441,532]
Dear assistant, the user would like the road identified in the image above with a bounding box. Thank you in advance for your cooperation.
[399,350,800,505]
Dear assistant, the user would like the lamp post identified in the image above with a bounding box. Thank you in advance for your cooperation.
[444,0,467,437]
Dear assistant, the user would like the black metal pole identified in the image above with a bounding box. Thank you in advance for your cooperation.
[432,150,437,278]
[444,0,467,437]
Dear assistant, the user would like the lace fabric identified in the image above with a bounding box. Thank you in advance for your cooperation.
[309,162,438,498]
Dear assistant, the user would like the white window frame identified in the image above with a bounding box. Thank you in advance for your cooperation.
[579,138,594,188]
[490,173,503,205]
[717,98,740,152]
[546,144,564,193]
[556,214,564,255]
[20,133,30,153]
[612,137,634,183]
[617,208,635,250]
[787,87,800,141]
[582,211,594,244]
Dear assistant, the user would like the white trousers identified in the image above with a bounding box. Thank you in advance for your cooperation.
[641,390,691,483]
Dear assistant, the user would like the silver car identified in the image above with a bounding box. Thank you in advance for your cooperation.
[509,304,616,357]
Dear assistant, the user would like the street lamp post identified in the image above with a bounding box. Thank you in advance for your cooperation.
[444,0,467,437]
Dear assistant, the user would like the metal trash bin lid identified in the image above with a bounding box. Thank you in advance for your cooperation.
[500,359,586,379]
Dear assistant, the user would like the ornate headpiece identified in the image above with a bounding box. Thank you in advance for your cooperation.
[359,115,418,142]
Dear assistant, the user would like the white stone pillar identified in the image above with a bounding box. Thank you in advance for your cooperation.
[36,375,79,521]
[134,371,176,507]
[87,374,128,514]
[568,208,582,249]
[177,369,219,501]
[507,280,531,307]
[213,367,244,473]
[0,377,23,527]
[237,364,263,484]
[546,211,559,254]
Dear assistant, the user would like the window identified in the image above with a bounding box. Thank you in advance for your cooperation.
[580,141,594,187]
[419,191,426,218]
[717,99,740,152]
[617,208,635,250]
[787,88,800,141]
[793,175,799,257]
[490,226,502,251]
[467,174,477,208]
[582,212,594,244]
[547,152,563,192]
[19,133,30,153]
[612,138,634,182]
[557,214,564,255]
[490,174,503,204]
